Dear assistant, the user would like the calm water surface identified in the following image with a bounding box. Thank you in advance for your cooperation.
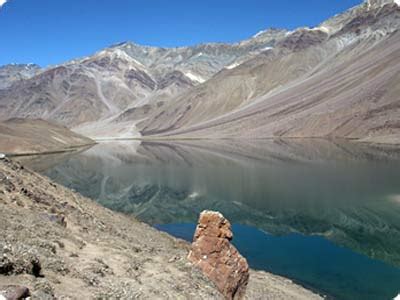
[26,139,400,300]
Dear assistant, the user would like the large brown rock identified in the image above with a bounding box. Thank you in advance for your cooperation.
[188,210,249,299]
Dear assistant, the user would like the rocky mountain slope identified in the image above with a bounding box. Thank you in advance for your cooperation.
[0,118,94,155]
[0,0,399,142]
[139,1,400,142]
[0,64,41,90]
[0,157,322,299]
[0,30,287,138]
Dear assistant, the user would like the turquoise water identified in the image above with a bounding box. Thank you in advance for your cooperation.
[32,140,400,300]
[157,223,400,300]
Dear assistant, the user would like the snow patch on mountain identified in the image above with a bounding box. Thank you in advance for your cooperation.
[253,30,268,38]
[185,72,205,83]
[261,46,273,51]
[313,26,331,34]
[193,52,204,58]
[225,62,241,70]
[97,49,146,68]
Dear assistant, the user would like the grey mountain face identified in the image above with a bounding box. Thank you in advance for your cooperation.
[0,0,399,142]
[368,0,400,8]
[109,28,287,81]
[0,29,287,138]
[0,64,41,89]
[138,1,400,142]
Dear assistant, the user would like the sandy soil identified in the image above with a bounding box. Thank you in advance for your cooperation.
[0,157,323,299]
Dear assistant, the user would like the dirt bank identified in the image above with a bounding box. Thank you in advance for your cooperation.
[0,119,95,156]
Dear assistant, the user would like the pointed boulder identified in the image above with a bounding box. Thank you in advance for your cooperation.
[188,210,249,299]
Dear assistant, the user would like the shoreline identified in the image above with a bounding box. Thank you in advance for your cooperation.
[94,135,400,147]
[4,143,97,158]
[2,136,399,161]
[0,157,323,299]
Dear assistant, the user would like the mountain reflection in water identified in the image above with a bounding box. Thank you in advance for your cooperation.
[27,139,400,300]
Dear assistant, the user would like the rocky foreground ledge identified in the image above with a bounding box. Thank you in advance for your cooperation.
[0,158,322,299]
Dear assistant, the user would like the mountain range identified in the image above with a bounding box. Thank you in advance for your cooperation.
[0,0,399,143]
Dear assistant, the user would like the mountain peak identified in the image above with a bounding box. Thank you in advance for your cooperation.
[0,63,41,90]
[252,28,287,38]
[366,0,400,8]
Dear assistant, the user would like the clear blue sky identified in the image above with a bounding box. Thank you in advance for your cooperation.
[0,0,362,67]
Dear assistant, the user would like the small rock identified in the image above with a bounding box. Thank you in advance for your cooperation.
[15,199,24,207]
[40,213,67,227]
[168,256,179,263]
[0,285,30,300]
[188,210,249,300]
[0,153,5,160]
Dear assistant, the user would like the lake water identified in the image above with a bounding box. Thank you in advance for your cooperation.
[25,139,400,300]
